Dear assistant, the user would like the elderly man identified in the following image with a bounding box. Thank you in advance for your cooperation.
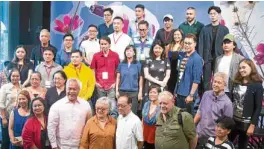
[116,95,143,149]
[31,29,57,69]
[80,97,117,149]
[194,72,233,148]
[155,91,197,149]
[48,78,92,149]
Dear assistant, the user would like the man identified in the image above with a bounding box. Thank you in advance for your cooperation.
[154,14,176,50]
[108,16,133,60]
[63,50,95,100]
[194,72,233,148]
[98,8,114,39]
[174,33,203,115]
[214,34,244,100]
[90,36,120,117]
[179,7,204,43]
[31,29,57,69]
[133,20,153,62]
[55,33,74,67]
[155,91,197,149]
[80,24,100,65]
[128,4,153,38]
[116,95,143,149]
[48,78,92,149]
[35,47,63,88]
[198,6,229,92]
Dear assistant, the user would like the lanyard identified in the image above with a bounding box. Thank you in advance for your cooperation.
[45,65,53,79]
[113,33,123,44]
[64,51,71,62]
[164,30,172,42]
[140,39,147,54]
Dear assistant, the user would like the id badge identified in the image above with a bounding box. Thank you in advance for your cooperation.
[140,54,145,61]
[102,72,108,80]
[45,81,51,88]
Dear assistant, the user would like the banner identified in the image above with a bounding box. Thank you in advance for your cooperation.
[50,1,264,78]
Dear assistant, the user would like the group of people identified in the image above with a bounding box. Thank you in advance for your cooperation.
[0,3,263,149]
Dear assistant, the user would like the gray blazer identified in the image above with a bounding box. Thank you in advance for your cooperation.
[214,52,244,91]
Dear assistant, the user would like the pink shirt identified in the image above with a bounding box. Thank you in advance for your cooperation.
[47,96,91,149]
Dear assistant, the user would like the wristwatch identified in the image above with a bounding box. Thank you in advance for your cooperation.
[189,94,194,97]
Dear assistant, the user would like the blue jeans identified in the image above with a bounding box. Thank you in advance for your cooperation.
[176,94,195,116]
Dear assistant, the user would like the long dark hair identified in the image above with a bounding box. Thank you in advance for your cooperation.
[122,45,138,64]
[30,97,47,117]
[12,45,29,63]
[149,40,166,60]
[233,59,263,84]
[169,29,184,51]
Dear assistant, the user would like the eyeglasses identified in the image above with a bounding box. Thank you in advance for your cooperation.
[139,29,147,32]
[64,39,73,42]
[117,104,128,108]
[184,42,193,45]
[96,107,107,112]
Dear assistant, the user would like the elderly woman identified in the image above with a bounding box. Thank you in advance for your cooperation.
[26,72,47,100]
[79,97,117,149]
[9,90,31,149]
[0,68,22,149]
[22,97,51,149]
[45,70,67,113]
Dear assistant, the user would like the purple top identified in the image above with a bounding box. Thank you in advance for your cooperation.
[197,90,233,138]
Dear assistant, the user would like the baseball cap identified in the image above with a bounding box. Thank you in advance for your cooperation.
[163,14,173,21]
[223,34,235,42]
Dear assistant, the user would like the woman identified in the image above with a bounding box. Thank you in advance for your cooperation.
[116,45,143,114]
[142,85,161,149]
[8,90,31,149]
[26,72,47,100]
[230,59,263,149]
[22,97,51,149]
[167,29,184,93]
[45,70,67,114]
[144,40,171,96]
[7,46,33,87]
[80,97,117,149]
[0,68,22,149]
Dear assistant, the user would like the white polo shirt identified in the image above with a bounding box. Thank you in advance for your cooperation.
[108,32,133,60]
[80,39,100,65]
[116,111,143,149]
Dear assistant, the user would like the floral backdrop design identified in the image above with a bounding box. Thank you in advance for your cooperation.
[50,1,264,79]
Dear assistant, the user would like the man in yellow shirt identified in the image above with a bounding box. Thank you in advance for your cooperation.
[64,50,95,100]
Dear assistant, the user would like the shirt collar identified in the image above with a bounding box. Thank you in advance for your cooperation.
[64,96,81,104]
[184,20,197,25]
[212,91,226,101]
[43,61,55,67]
[137,36,150,42]
[100,49,112,57]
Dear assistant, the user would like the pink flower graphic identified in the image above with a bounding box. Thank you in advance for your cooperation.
[254,43,264,65]
[54,15,84,34]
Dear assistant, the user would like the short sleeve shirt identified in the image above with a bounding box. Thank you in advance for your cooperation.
[155,106,196,149]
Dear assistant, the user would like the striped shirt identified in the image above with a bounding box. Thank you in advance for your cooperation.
[205,137,235,149]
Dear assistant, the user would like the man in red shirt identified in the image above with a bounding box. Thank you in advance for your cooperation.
[90,36,120,118]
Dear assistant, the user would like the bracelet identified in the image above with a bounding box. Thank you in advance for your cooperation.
[189,94,194,97]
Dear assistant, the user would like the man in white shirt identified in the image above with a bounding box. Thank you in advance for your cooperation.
[214,34,244,100]
[108,16,133,60]
[80,24,100,65]
[47,78,92,149]
[116,95,143,149]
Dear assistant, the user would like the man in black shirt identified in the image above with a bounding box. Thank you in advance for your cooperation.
[198,6,229,92]
[154,14,176,52]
